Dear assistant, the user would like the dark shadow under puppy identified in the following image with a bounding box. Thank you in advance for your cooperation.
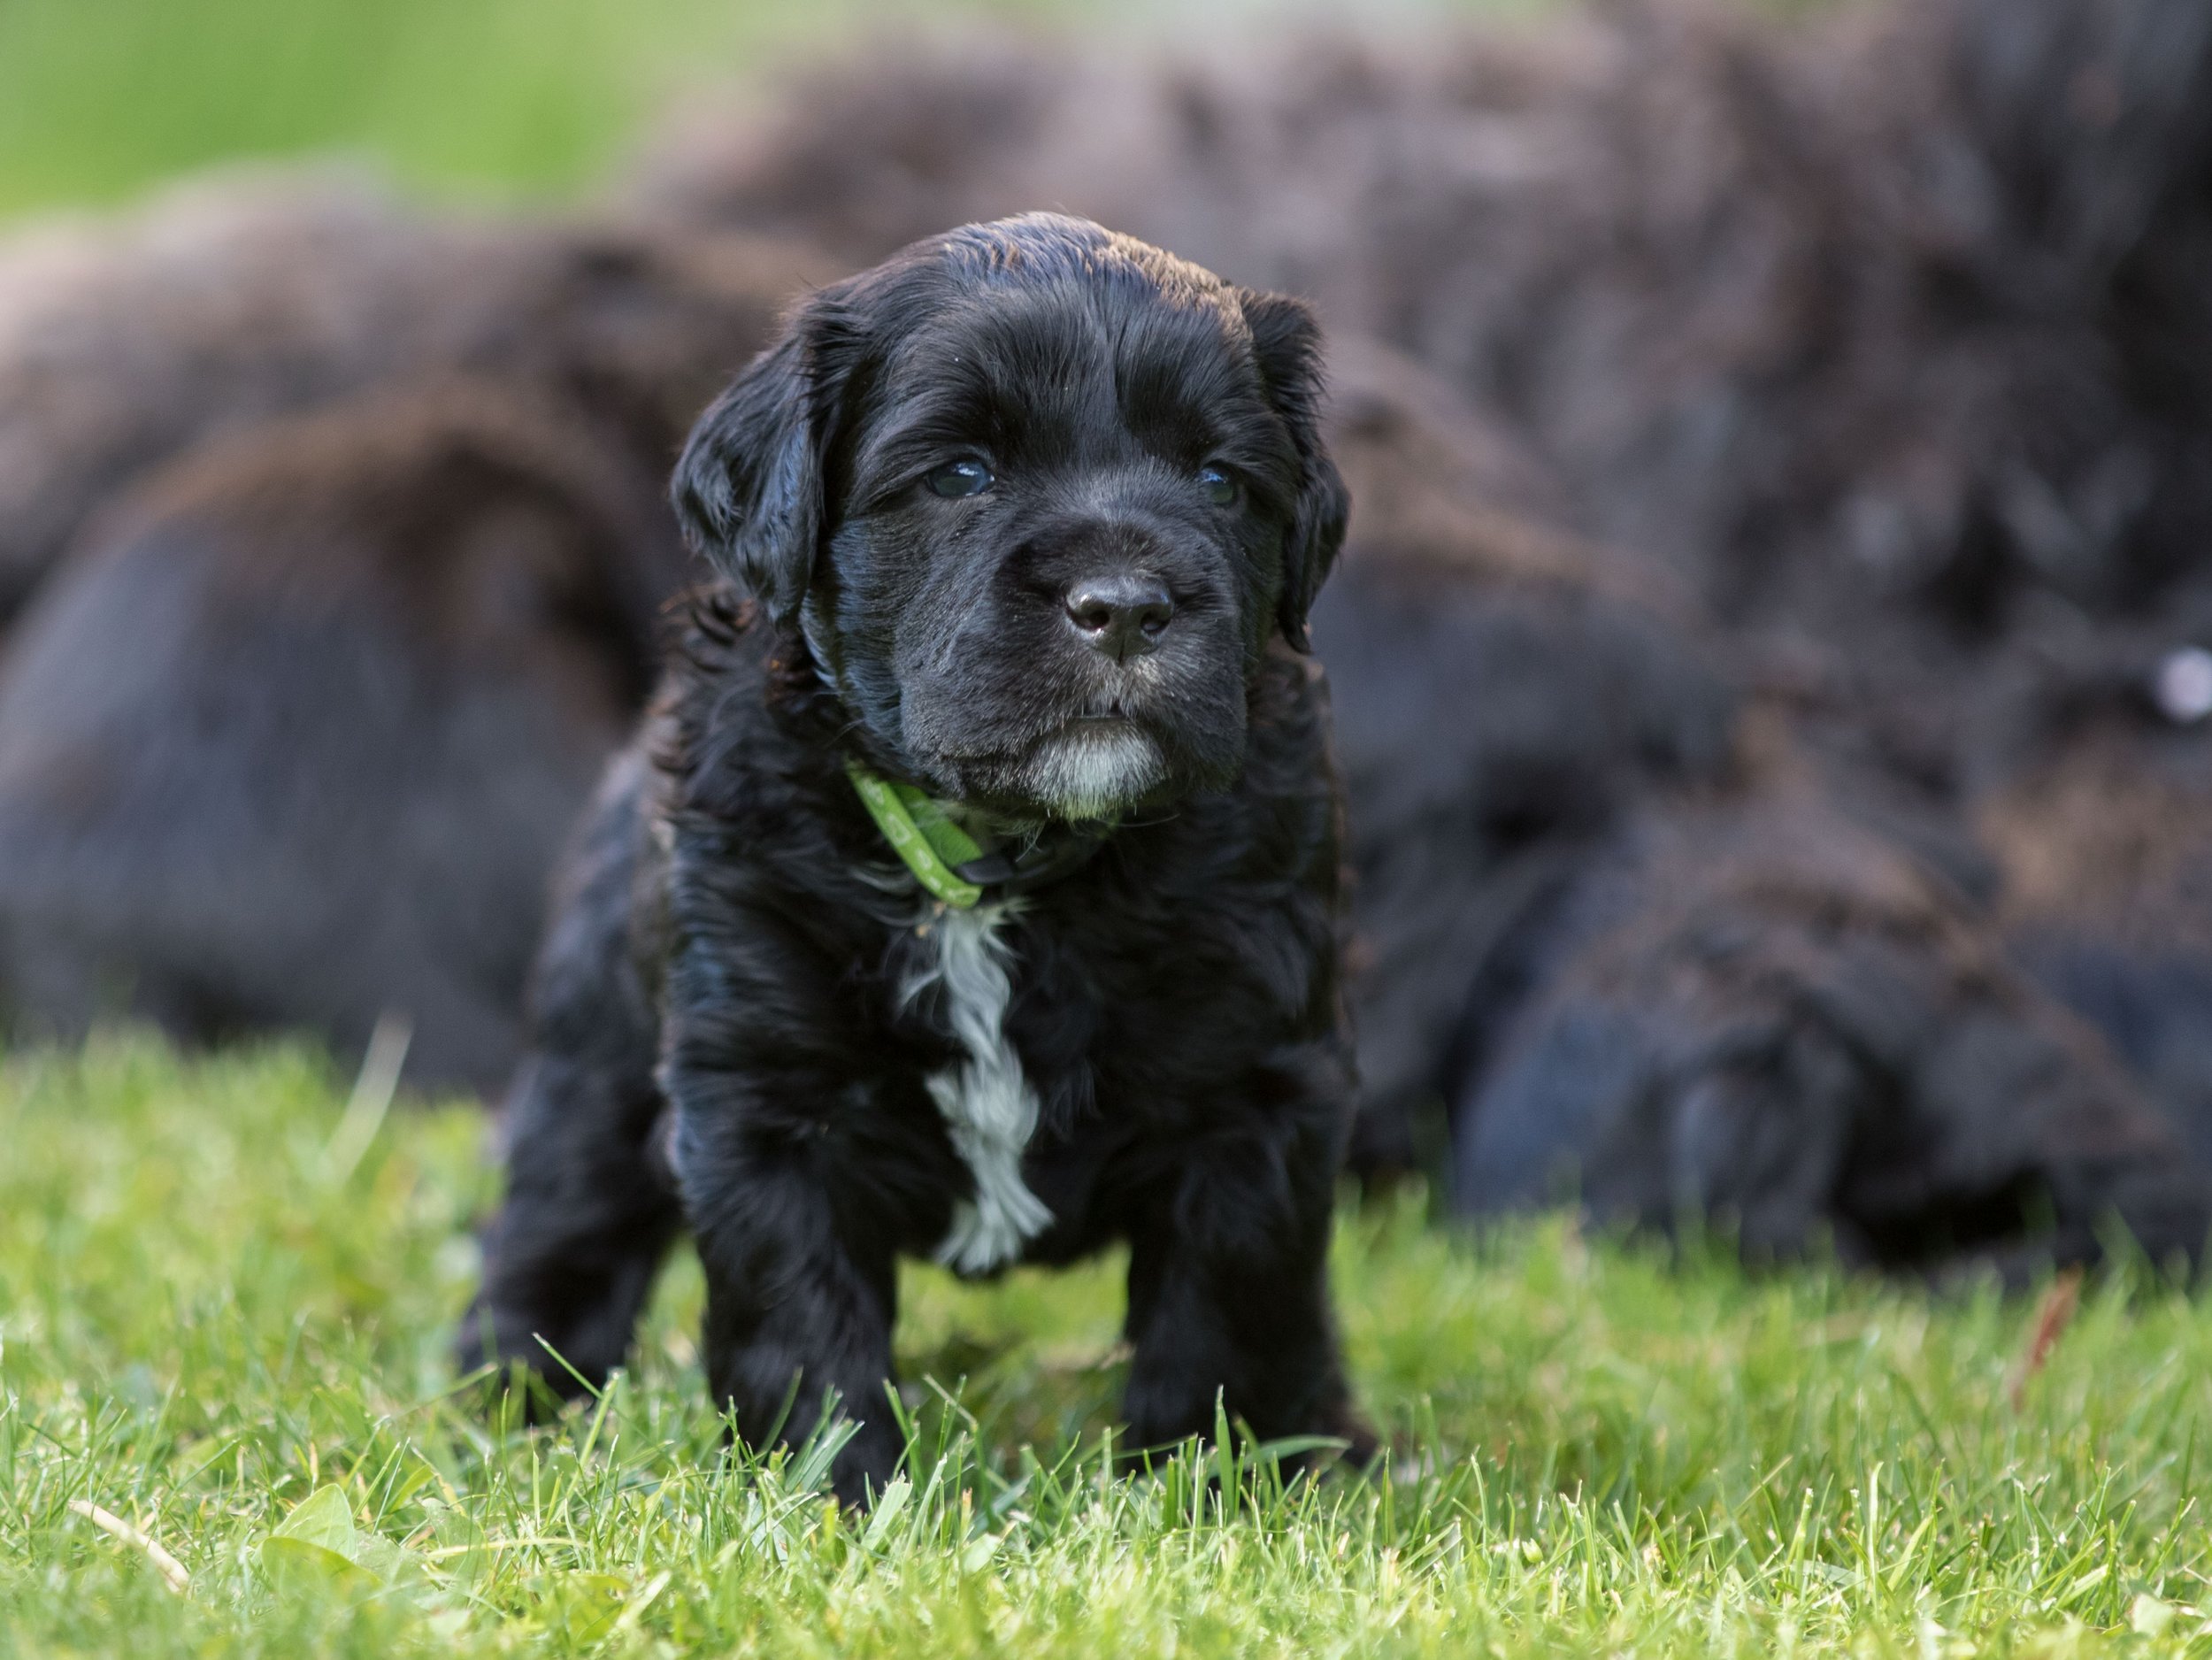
[462,214,1372,1502]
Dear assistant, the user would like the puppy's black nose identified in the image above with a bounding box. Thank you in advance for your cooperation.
[1064,573,1174,661]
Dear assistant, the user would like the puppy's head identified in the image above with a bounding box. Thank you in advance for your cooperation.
[672,212,1346,820]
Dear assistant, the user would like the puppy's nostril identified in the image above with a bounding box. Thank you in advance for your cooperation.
[1070,596,1118,633]
[1064,575,1175,660]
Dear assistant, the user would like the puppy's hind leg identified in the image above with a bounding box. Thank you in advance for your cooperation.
[459,751,680,1403]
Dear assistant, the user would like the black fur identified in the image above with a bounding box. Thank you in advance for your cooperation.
[462,215,1368,1502]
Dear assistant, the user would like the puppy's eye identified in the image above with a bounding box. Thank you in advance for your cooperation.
[926,459,995,499]
[1196,465,1238,507]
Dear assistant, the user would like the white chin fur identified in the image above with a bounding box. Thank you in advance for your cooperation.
[1027,726,1164,819]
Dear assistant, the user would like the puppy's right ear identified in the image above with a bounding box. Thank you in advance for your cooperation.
[670,312,827,624]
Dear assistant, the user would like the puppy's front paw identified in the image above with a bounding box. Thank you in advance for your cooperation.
[829,1426,906,1510]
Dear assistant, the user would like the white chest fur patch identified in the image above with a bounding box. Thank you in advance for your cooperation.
[903,901,1054,1273]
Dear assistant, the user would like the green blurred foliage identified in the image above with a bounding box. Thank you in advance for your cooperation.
[0,0,1062,220]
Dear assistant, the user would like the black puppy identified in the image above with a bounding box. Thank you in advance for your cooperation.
[462,213,1367,1501]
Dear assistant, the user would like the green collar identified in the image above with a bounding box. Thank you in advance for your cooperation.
[845,761,988,908]
[845,759,1118,910]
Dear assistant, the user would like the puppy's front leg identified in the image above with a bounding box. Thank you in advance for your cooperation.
[1119,1081,1371,1472]
[677,1103,903,1505]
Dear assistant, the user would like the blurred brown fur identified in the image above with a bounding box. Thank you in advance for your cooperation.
[0,191,826,1083]
[1319,345,2202,1267]
[1975,640,2212,1168]
[0,383,665,1085]
[0,169,830,626]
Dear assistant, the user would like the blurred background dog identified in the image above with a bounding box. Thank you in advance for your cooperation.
[2,0,2208,1276]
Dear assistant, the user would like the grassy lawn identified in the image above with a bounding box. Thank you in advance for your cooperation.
[0,1033,2205,1656]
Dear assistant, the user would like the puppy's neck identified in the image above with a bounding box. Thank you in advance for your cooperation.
[788,592,1118,876]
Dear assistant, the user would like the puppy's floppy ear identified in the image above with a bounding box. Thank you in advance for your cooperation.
[1240,290,1349,651]
[670,302,838,623]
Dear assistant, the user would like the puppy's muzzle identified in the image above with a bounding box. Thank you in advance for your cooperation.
[1064,571,1175,662]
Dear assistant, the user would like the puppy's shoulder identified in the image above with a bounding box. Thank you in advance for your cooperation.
[653,585,827,803]
[662,580,771,694]
[1240,636,1342,815]
[647,588,893,936]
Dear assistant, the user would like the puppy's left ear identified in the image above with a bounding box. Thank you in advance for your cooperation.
[1240,290,1349,651]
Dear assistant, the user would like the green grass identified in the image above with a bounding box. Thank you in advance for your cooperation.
[2,1034,2210,1656]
